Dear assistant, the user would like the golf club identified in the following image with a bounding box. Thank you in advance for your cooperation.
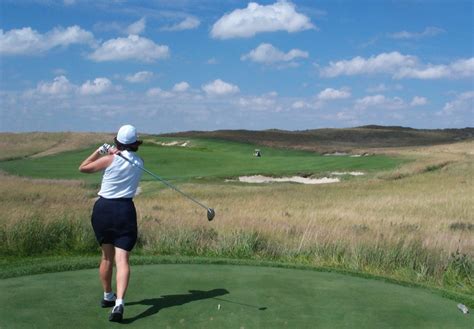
[118,153,215,221]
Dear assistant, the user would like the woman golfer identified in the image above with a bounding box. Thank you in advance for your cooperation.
[79,124,143,322]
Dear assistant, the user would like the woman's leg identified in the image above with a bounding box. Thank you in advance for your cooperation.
[114,247,130,300]
[100,244,115,293]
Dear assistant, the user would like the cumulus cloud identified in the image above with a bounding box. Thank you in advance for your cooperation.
[161,17,201,31]
[317,88,351,100]
[202,79,240,96]
[79,78,113,95]
[126,18,146,35]
[438,91,474,116]
[172,82,190,92]
[291,100,308,109]
[241,43,308,65]
[389,26,445,39]
[238,92,278,111]
[321,52,417,78]
[354,94,406,110]
[321,52,474,80]
[0,25,95,55]
[366,83,403,93]
[146,87,174,98]
[32,75,114,97]
[125,71,153,83]
[36,76,75,95]
[394,58,474,79]
[89,35,169,62]
[207,57,218,65]
[211,1,315,39]
[410,96,428,106]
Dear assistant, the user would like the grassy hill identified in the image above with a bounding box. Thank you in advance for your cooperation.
[161,126,474,152]
[0,137,402,183]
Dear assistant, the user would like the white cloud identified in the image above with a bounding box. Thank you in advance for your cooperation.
[146,87,173,98]
[33,75,113,96]
[238,92,278,111]
[126,18,146,35]
[202,79,240,96]
[438,91,474,116]
[63,0,76,5]
[410,96,428,106]
[321,52,474,80]
[161,17,201,31]
[366,83,403,93]
[241,43,308,64]
[207,57,218,64]
[0,26,95,55]
[317,88,351,100]
[321,52,417,78]
[125,71,153,83]
[211,1,315,39]
[89,35,169,62]
[172,82,190,92]
[354,94,406,110]
[395,58,474,79]
[79,78,113,95]
[36,76,75,95]
[53,68,68,76]
[291,100,308,109]
[389,26,445,39]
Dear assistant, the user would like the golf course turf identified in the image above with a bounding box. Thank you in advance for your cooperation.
[0,138,404,182]
[0,263,471,328]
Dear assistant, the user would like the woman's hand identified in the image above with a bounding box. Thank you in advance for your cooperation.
[98,143,112,155]
[108,145,121,155]
[79,143,115,173]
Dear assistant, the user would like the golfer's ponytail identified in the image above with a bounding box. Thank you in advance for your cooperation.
[114,137,143,152]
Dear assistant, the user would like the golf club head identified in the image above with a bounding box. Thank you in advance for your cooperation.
[207,208,215,221]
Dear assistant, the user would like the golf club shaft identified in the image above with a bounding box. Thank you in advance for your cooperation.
[118,153,210,210]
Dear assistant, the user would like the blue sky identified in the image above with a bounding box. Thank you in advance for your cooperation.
[1,0,473,133]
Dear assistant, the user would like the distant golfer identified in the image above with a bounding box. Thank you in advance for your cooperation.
[79,124,143,322]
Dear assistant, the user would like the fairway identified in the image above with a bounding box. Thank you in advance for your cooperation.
[0,138,403,183]
[0,264,471,329]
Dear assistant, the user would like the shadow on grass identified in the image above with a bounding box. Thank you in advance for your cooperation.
[122,289,229,324]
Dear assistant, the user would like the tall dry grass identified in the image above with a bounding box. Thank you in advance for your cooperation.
[0,141,472,294]
[0,132,113,160]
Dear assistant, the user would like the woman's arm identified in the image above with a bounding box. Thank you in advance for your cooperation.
[79,148,115,173]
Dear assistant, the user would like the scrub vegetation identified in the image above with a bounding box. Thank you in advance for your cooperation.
[0,128,473,306]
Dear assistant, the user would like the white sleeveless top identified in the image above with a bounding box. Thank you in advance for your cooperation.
[98,151,143,199]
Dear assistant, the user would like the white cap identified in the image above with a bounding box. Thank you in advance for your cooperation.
[116,124,138,144]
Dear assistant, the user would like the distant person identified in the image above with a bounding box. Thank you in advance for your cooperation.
[79,124,143,322]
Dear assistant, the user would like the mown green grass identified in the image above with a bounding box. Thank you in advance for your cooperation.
[1,262,472,328]
[0,137,404,183]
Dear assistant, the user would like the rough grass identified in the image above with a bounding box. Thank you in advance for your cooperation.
[0,132,116,161]
[0,141,472,298]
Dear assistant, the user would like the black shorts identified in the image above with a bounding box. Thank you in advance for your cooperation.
[91,197,138,251]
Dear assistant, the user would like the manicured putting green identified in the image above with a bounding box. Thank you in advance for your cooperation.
[0,264,470,328]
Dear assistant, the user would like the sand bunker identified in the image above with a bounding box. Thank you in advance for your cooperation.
[235,175,340,185]
[157,141,189,147]
[228,171,365,185]
[331,171,365,176]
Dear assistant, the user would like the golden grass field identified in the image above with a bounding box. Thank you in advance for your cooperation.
[0,134,472,296]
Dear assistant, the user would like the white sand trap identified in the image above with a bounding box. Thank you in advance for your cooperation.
[236,175,340,185]
[331,171,365,176]
[158,141,189,147]
[324,152,348,156]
